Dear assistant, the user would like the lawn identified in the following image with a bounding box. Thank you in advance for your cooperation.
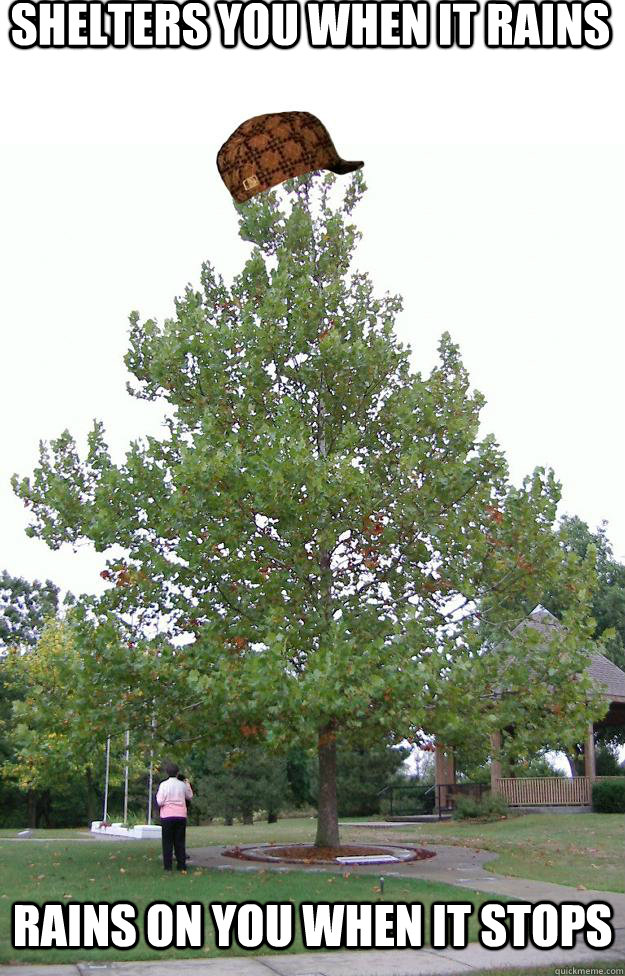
[2,811,621,892]
[339,814,624,892]
[180,813,623,892]
[0,836,500,965]
[1,811,620,964]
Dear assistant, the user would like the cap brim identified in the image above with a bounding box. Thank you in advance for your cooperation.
[328,159,364,175]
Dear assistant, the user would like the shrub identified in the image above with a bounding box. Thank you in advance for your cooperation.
[105,810,146,827]
[452,795,480,819]
[595,745,625,777]
[592,778,625,813]
[453,792,509,821]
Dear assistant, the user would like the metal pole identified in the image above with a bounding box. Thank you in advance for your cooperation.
[147,754,154,825]
[103,736,111,822]
[147,710,156,826]
[123,729,130,823]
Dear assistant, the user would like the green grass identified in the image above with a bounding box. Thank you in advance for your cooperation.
[2,811,620,892]
[340,814,624,892]
[187,816,320,846]
[0,827,87,837]
[0,836,500,965]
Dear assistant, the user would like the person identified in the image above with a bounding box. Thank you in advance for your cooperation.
[155,761,193,872]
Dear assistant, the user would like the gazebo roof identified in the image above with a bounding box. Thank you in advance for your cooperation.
[588,651,625,703]
[514,605,625,704]
[511,605,561,640]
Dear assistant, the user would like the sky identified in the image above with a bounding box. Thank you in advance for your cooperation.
[1,4,624,607]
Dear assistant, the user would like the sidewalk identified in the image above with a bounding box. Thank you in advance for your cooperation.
[189,844,625,928]
[0,935,623,976]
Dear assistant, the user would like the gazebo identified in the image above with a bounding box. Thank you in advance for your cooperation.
[435,606,625,809]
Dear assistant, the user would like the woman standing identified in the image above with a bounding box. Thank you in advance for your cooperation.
[155,761,193,872]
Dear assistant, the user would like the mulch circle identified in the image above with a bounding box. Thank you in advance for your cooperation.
[222,843,436,865]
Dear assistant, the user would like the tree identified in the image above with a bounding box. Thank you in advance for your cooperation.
[187,745,290,825]
[0,571,59,650]
[12,172,601,847]
[533,517,625,770]
[425,594,606,774]
[1,619,114,825]
[331,743,410,817]
[595,743,624,776]
[0,571,60,826]
[286,747,313,809]
[545,517,625,671]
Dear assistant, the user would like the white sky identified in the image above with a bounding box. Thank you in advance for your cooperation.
[1,7,624,603]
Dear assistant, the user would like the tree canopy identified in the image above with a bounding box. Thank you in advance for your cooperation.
[0,571,59,650]
[12,173,604,845]
[545,516,625,671]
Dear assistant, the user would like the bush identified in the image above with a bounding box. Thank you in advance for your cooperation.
[453,792,509,821]
[595,745,625,777]
[592,778,625,813]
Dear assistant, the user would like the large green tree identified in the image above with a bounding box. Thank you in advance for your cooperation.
[0,571,61,826]
[0,571,59,650]
[1,619,120,825]
[546,516,625,671]
[186,744,291,825]
[13,173,600,846]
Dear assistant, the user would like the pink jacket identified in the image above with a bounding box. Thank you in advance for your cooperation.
[156,777,193,819]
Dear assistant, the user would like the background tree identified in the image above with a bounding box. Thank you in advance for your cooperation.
[186,745,290,825]
[318,742,410,817]
[1,619,121,826]
[542,516,625,670]
[13,172,601,847]
[0,571,61,826]
[285,746,313,810]
[530,517,625,772]
[0,571,59,650]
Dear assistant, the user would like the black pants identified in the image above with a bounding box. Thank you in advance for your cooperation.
[160,817,187,871]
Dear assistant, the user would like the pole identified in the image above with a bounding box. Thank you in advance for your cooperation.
[103,736,111,822]
[147,709,156,826]
[123,729,130,824]
[147,754,154,825]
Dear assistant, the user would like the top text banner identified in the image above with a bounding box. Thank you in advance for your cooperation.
[7,1,614,50]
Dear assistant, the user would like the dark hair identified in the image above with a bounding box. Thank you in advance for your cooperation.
[164,762,179,778]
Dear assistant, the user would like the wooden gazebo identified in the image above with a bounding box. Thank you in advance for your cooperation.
[436,606,625,809]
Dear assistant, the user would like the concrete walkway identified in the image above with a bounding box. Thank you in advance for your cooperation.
[190,844,625,926]
[0,938,623,976]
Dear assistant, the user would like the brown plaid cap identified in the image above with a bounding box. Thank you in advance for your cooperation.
[217,111,364,204]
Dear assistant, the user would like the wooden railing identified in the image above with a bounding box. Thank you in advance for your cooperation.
[495,776,616,806]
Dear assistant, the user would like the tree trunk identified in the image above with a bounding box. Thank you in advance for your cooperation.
[567,754,578,777]
[314,725,339,848]
[567,745,584,777]
[27,790,38,828]
[39,790,51,828]
[85,767,96,824]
